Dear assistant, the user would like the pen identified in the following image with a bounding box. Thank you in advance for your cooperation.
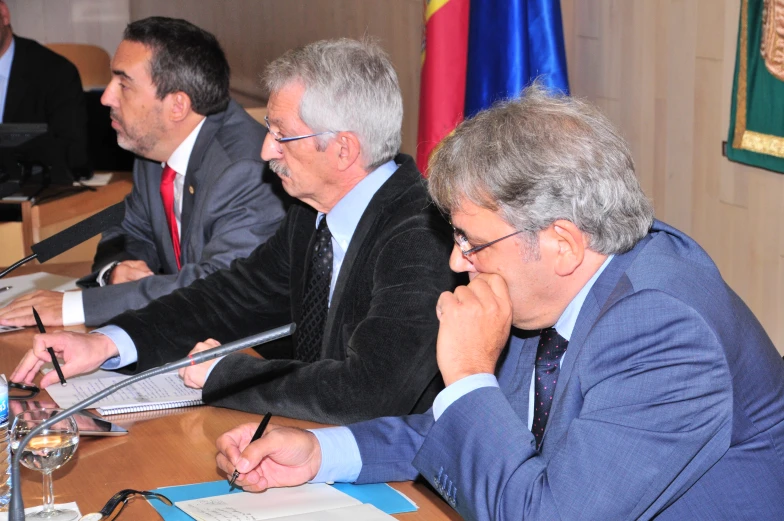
[0,286,11,293]
[32,307,67,386]
[228,412,272,487]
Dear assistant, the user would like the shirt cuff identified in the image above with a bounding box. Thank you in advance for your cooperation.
[61,291,85,326]
[91,325,138,369]
[433,373,500,421]
[309,427,362,484]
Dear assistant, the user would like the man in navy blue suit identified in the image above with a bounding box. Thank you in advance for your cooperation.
[215,85,784,520]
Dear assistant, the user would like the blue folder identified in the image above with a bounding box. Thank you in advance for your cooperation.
[149,480,417,520]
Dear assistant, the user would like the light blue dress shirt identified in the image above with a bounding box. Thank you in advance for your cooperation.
[0,38,16,123]
[96,160,399,372]
[311,254,614,483]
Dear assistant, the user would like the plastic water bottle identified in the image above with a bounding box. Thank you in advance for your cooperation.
[0,374,11,511]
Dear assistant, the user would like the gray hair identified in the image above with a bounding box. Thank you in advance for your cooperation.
[263,38,402,170]
[428,84,654,255]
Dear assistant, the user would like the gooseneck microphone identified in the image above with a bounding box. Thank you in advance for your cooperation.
[0,201,126,279]
[8,322,296,520]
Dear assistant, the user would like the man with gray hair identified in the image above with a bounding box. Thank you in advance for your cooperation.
[213,85,784,519]
[12,38,459,425]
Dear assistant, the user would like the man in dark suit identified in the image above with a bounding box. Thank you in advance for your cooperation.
[0,0,89,179]
[212,86,784,520]
[0,17,285,327]
[12,38,459,425]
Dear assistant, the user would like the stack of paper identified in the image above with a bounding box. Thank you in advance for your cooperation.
[0,272,78,308]
[0,273,79,334]
[177,484,392,520]
[44,369,203,415]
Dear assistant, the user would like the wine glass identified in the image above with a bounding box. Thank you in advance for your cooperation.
[10,408,80,521]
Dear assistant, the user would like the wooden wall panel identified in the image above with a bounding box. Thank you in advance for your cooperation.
[5,0,129,55]
[7,0,782,351]
[562,0,784,352]
[129,0,423,157]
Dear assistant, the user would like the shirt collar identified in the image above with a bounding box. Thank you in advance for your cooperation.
[554,254,614,341]
[317,159,398,253]
[162,117,206,175]
[0,37,15,79]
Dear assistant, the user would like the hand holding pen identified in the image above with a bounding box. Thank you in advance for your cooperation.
[31,307,67,386]
[229,412,272,487]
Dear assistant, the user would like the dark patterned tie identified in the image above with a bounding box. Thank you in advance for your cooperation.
[296,218,333,362]
[532,327,568,449]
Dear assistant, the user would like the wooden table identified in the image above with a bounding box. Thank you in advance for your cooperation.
[0,172,132,265]
[0,266,460,520]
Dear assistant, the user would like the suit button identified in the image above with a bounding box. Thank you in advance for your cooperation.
[188,185,195,194]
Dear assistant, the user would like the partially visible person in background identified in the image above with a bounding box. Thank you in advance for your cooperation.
[0,0,89,178]
[0,16,286,327]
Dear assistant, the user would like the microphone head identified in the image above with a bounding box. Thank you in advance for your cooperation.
[31,201,126,263]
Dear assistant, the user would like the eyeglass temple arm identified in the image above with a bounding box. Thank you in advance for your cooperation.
[101,489,172,515]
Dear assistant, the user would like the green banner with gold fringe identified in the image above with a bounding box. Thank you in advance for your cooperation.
[728,0,784,173]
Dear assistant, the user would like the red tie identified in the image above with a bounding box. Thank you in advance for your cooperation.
[160,164,181,270]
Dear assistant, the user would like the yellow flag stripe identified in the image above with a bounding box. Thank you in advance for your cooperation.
[425,0,451,21]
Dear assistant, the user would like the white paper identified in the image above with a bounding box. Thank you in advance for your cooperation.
[219,504,393,521]
[270,504,394,520]
[0,273,79,309]
[73,172,113,187]
[44,371,201,411]
[0,501,81,520]
[176,483,362,521]
[41,366,119,381]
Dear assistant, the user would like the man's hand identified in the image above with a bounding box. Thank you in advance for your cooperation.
[216,424,322,492]
[435,273,513,386]
[178,339,221,389]
[0,290,66,327]
[110,260,154,284]
[11,331,119,388]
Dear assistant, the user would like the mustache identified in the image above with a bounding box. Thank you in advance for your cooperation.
[269,160,290,178]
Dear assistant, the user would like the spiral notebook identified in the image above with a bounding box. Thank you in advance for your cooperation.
[43,368,203,416]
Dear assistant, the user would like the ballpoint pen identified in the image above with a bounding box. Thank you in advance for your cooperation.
[229,412,272,487]
[0,286,11,293]
[31,307,67,386]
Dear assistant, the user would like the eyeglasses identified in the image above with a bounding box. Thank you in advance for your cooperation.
[264,116,336,144]
[8,382,39,400]
[452,228,523,256]
[89,489,173,520]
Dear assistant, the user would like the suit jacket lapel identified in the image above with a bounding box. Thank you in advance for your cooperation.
[179,107,226,256]
[542,233,653,448]
[322,155,417,354]
[498,331,539,423]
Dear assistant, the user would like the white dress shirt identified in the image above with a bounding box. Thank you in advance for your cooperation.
[61,118,206,325]
[0,37,16,123]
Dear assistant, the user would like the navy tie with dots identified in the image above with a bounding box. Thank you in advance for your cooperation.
[296,218,333,363]
[532,327,569,449]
